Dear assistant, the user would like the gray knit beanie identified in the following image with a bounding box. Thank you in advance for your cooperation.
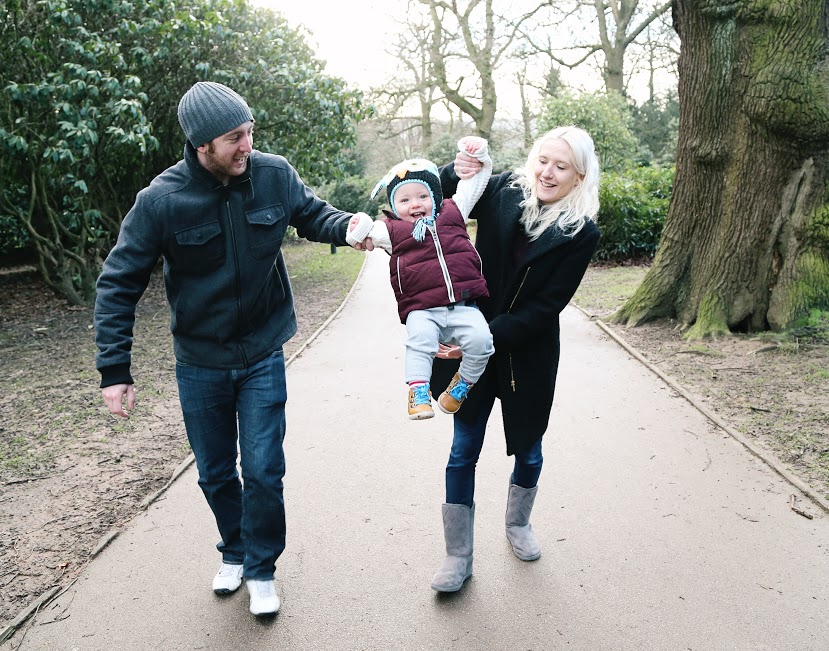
[177,81,254,147]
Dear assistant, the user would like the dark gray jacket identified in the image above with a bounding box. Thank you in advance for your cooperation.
[95,144,351,387]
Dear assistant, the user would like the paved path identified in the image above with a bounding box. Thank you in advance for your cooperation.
[13,252,828,650]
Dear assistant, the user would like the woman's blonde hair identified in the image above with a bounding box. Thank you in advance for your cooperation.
[512,125,600,240]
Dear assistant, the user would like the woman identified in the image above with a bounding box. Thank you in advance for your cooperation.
[430,126,601,592]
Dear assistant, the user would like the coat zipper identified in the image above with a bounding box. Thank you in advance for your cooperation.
[508,267,530,311]
[509,355,516,392]
[429,224,455,303]
[506,267,530,392]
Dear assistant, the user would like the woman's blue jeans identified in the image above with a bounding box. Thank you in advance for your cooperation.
[176,349,287,581]
[445,382,543,507]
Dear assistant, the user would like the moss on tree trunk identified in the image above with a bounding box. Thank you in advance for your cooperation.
[612,0,829,338]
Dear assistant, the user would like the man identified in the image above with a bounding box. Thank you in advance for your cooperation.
[95,81,369,617]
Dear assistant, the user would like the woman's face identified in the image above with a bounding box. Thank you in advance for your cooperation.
[533,138,582,204]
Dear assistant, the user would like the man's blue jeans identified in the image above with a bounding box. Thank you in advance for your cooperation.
[445,381,543,507]
[176,349,287,581]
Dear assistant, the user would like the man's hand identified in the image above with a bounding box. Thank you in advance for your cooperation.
[102,383,135,418]
[352,237,375,251]
[347,212,375,251]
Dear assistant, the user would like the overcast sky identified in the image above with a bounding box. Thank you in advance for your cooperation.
[253,0,672,115]
[254,0,400,90]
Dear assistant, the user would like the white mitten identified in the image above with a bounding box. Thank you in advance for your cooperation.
[345,212,374,246]
[457,137,489,161]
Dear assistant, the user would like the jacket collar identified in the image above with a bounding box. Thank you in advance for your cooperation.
[183,142,254,201]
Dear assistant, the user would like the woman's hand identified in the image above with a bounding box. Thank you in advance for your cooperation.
[454,152,483,180]
[436,343,462,359]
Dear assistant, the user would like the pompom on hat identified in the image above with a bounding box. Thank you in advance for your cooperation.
[177,81,254,148]
[371,159,443,241]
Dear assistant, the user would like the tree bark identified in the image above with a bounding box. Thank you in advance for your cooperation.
[612,0,829,337]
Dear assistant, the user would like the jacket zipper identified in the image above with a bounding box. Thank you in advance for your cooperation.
[509,355,516,392]
[506,267,530,392]
[429,224,455,303]
[508,267,530,311]
[226,197,248,366]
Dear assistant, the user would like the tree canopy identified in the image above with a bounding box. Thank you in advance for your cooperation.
[0,0,370,304]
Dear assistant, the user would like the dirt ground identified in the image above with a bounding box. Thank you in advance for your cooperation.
[1,255,828,629]
[0,241,361,628]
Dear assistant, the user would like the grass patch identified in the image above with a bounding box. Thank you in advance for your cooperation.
[572,263,649,317]
[805,366,829,382]
[0,435,52,475]
[283,241,364,295]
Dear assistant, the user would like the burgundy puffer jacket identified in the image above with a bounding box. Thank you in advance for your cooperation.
[384,198,488,323]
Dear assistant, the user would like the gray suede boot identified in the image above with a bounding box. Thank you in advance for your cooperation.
[505,484,541,561]
[430,503,474,592]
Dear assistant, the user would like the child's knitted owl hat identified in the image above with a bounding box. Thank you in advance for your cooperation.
[371,159,443,241]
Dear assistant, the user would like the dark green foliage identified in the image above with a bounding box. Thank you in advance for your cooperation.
[539,91,642,172]
[316,149,381,216]
[792,309,829,343]
[318,175,382,217]
[426,135,461,168]
[0,214,29,256]
[1,0,160,303]
[595,166,674,261]
[629,93,679,164]
[0,0,371,303]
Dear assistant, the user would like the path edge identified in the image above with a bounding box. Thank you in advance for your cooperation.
[570,303,829,515]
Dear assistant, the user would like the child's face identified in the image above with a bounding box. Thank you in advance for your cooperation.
[534,138,582,205]
[393,183,434,223]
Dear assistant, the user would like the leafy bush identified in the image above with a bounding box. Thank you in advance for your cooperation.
[629,93,679,165]
[426,135,461,167]
[318,175,382,217]
[0,0,371,303]
[793,309,829,343]
[596,166,674,261]
[0,218,29,257]
[0,182,31,256]
[539,91,643,171]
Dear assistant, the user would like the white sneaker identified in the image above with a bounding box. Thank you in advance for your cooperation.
[212,563,244,594]
[247,579,280,616]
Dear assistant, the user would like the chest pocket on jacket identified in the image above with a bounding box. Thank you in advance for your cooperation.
[246,205,284,259]
[173,221,224,273]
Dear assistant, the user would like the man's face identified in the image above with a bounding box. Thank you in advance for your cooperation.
[197,121,254,184]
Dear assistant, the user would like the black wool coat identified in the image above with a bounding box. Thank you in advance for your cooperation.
[432,168,600,455]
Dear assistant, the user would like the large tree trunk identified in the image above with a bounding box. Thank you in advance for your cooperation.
[612,0,829,337]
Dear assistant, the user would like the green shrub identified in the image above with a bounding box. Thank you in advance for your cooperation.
[0,214,30,257]
[318,175,383,217]
[539,91,643,171]
[596,165,674,261]
[792,309,829,343]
